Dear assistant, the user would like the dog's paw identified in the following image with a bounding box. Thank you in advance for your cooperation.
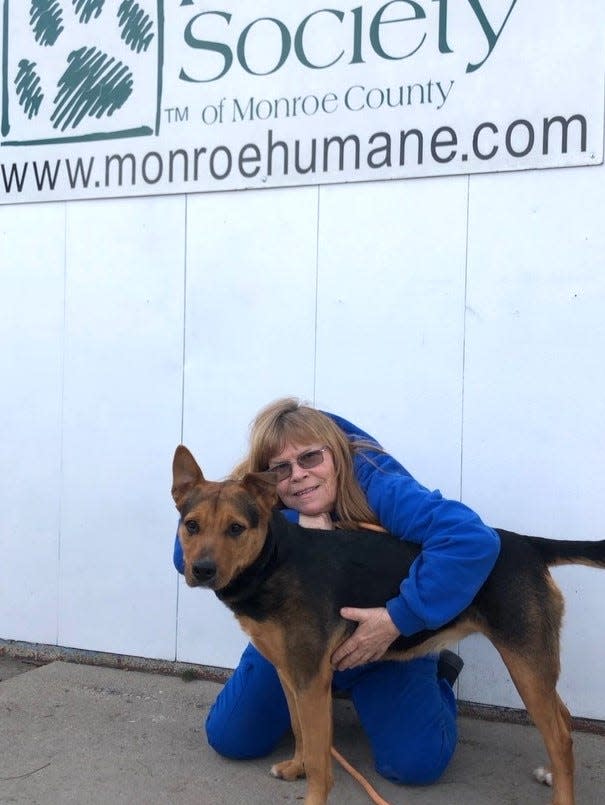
[533,766,553,787]
[271,758,306,781]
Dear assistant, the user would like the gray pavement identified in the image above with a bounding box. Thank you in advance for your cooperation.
[0,660,603,804]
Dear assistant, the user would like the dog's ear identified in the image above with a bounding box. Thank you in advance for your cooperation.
[242,471,279,509]
[172,445,204,507]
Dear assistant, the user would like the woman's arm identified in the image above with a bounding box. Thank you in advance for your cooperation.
[327,412,501,637]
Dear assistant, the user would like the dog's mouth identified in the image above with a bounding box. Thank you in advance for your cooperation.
[186,574,217,590]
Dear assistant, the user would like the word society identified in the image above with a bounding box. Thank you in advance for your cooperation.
[178,1,519,82]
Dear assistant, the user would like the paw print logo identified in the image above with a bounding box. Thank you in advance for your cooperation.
[1,1,162,145]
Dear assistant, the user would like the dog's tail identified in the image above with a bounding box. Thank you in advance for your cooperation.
[527,536,605,569]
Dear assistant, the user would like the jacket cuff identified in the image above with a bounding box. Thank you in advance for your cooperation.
[386,596,427,637]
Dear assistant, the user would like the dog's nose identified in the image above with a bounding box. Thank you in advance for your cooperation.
[192,559,217,584]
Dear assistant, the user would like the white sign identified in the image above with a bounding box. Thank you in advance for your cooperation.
[1,1,604,204]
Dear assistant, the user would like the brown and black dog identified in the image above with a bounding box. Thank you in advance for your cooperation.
[172,445,605,805]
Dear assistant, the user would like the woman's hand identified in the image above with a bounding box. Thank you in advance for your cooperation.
[331,607,400,670]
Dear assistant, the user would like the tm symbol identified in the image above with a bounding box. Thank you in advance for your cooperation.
[165,106,189,123]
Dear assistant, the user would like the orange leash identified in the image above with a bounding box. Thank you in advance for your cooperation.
[331,746,394,805]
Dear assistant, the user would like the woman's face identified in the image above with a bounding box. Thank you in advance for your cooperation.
[269,442,338,516]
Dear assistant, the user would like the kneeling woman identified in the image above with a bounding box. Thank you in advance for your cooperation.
[173,397,500,785]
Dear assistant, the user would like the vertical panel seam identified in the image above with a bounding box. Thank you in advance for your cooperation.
[454,176,472,670]
[180,195,188,444]
[312,186,321,405]
[56,202,68,646]
[460,176,471,502]
[175,195,189,661]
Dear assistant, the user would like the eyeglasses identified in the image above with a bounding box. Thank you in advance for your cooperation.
[268,446,330,481]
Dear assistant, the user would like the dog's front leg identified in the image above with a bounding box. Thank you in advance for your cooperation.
[272,657,334,805]
[295,673,334,805]
[271,661,334,805]
[271,670,306,782]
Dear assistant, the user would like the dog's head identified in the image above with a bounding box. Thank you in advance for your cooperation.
[172,445,279,590]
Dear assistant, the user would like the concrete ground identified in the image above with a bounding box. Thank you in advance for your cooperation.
[0,660,603,805]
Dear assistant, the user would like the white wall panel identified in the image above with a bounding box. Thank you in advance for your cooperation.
[459,164,605,718]
[58,196,185,659]
[177,187,319,667]
[0,203,65,643]
[2,162,603,718]
[314,178,469,498]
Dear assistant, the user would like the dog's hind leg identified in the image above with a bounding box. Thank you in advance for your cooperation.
[496,644,574,805]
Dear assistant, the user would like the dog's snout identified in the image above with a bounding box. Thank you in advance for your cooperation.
[192,559,217,584]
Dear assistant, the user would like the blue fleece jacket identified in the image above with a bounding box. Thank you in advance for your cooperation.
[173,413,500,637]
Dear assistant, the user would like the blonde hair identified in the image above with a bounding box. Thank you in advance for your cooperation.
[232,397,381,527]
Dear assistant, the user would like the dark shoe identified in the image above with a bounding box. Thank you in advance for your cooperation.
[437,650,464,686]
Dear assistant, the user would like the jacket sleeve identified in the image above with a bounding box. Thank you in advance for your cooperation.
[327,412,501,636]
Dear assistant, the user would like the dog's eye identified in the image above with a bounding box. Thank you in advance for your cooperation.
[227,522,245,537]
[185,520,199,535]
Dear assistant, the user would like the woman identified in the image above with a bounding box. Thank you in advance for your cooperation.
[173,398,500,785]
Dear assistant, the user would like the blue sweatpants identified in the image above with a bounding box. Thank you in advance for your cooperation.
[205,643,457,786]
